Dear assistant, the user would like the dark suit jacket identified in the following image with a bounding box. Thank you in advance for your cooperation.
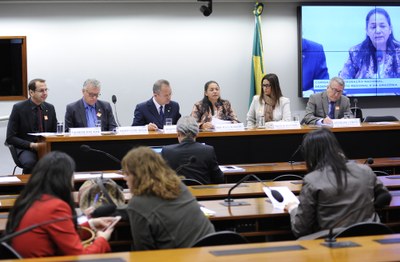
[6,99,57,149]
[132,98,181,129]
[302,91,351,125]
[161,139,224,184]
[302,38,329,91]
[64,99,117,132]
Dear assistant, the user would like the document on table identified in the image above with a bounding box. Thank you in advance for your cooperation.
[219,165,245,172]
[263,186,299,210]
[0,176,21,183]
[74,172,124,180]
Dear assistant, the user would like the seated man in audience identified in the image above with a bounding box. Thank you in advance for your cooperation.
[161,116,224,184]
[65,79,117,132]
[302,76,351,125]
[132,79,181,131]
[6,78,57,173]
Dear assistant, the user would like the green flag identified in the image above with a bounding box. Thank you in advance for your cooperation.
[250,2,265,104]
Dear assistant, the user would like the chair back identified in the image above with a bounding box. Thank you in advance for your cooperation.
[363,116,399,122]
[350,107,363,120]
[4,142,23,175]
[192,231,248,247]
[373,170,390,176]
[181,178,203,186]
[334,222,393,239]
[0,242,22,259]
[272,174,303,182]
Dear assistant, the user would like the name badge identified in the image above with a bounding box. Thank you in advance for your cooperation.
[115,126,148,135]
[70,127,101,136]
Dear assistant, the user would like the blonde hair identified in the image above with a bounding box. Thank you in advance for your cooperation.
[121,146,181,199]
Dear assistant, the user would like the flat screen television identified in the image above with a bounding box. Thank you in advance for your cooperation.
[299,5,400,98]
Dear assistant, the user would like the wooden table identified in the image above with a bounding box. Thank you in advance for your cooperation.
[37,123,400,171]
[3,234,400,261]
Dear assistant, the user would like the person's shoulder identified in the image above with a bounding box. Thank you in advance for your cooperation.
[97,99,112,107]
[66,99,81,108]
[169,100,180,106]
[393,40,400,49]
[13,99,29,108]
[302,38,324,50]
[348,43,363,52]
[43,101,56,109]
[279,96,290,103]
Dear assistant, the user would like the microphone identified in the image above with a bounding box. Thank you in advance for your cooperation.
[353,98,358,109]
[322,192,391,247]
[111,95,121,127]
[91,204,117,218]
[80,144,121,164]
[363,157,374,165]
[222,174,284,206]
[175,156,196,176]
[288,145,302,165]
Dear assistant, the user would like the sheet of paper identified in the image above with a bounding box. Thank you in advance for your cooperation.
[200,206,216,217]
[211,118,231,125]
[219,165,245,172]
[0,176,22,183]
[263,186,299,210]
[74,172,124,180]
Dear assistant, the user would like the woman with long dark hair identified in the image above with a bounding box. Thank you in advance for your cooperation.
[286,128,390,238]
[246,73,291,128]
[191,80,239,130]
[340,8,400,79]
[6,151,115,257]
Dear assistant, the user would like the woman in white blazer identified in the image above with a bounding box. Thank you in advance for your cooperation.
[246,73,291,128]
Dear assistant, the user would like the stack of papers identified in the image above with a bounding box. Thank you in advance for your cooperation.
[219,165,245,172]
[74,172,124,180]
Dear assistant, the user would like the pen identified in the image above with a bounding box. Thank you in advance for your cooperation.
[92,193,99,207]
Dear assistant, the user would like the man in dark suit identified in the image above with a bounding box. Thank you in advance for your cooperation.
[302,77,351,125]
[302,38,329,92]
[132,79,181,131]
[161,116,224,185]
[6,78,58,173]
[64,79,117,132]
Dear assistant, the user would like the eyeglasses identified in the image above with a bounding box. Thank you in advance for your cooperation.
[329,86,343,94]
[34,88,49,93]
[262,84,271,88]
[85,90,101,98]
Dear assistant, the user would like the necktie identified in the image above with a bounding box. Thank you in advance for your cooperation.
[37,106,43,132]
[328,101,335,119]
[159,106,165,124]
[86,106,96,127]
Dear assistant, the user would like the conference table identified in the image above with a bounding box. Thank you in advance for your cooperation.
[2,234,400,261]
[36,122,400,171]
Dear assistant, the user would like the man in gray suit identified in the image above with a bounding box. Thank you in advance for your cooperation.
[65,79,117,132]
[302,77,351,125]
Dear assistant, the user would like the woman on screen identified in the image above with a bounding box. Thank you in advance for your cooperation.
[122,146,215,250]
[191,80,239,130]
[246,73,291,128]
[285,128,391,238]
[339,8,400,79]
[6,151,115,258]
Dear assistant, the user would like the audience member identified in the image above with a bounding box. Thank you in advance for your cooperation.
[191,80,239,130]
[246,73,291,128]
[302,76,351,125]
[6,78,57,173]
[65,79,117,132]
[132,79,181,131]
[6,151,115,257]
[286,128,391,238]
[121,146,215,250]
[161,116,224,184]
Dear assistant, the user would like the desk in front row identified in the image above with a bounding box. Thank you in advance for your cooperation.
[2,234,400,261]
[37,123,400,171]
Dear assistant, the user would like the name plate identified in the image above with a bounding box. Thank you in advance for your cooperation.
[163,125,177,134]
[332,118,361,128]
[214,123,245,132]
[70,127,101,136]
[266,121,301,130]
[116,126,148,135]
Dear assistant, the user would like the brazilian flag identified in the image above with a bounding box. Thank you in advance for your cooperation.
[250,2,265,104]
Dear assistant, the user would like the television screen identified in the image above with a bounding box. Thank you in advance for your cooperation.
[299,5,400,98]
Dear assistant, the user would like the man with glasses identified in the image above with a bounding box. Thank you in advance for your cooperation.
[6,78,58,173]
[132,79,181,131]
[302,76,351,125]
[65,78,117,132]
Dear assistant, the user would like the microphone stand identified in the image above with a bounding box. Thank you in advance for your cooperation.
[288,145,302,165]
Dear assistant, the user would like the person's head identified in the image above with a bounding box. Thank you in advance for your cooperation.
[121,146,181,200]
[176,116,199,142]
[28,78,48,105]
[6,151,76,234]
[326,77,345,102]
[82,79,101,106]
[153,79,172,106]
[259,74,283,104]
[366,8,393,50]
[203,81,221,104]
[302,128,348,192]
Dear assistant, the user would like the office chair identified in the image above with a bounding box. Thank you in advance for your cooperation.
[272,174,303,182]
[181,178,203,186]
[373,170,390,177]
[192,231,248,247]
[363,116,399,122]
[350,107,363,120]
[0,242,22,259]
[4,142,23,175]
[333,222,393,239]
